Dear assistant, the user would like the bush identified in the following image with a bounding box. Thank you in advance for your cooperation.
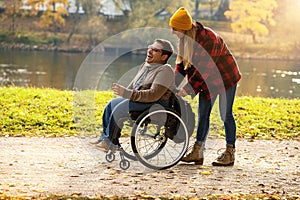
[15,34,31,44]
[48,36,62,46]
[0,32,9,42]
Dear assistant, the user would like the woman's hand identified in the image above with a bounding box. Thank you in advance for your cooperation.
[112,83,125,96]
[177,88,188,97]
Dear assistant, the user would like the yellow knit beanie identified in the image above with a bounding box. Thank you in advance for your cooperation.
[169,7,192,30]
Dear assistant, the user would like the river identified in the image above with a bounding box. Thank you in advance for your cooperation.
[0,49,299,99]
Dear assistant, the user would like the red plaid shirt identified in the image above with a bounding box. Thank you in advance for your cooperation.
[175,22,241,100]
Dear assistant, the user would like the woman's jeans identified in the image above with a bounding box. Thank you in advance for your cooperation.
[98,97,169,144]
[196,85,237,148]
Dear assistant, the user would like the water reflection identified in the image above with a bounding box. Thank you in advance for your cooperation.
[236,59,300,98]
[0,50,299,99]
[0,50,86,89]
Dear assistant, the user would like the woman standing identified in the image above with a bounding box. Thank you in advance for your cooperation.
[169,7,241,166]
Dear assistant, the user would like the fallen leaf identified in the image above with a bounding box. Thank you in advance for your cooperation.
[201,171,211,175]
[32,189,44,193]
[71,192,82,197]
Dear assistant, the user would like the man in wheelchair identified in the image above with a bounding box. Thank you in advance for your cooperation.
[90,39,176,152]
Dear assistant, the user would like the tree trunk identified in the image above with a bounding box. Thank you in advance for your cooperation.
[67,0,80,44]
[194,0,200,19]
[214,0,230,21]
[252,33,257,44]
[67,14,80,44]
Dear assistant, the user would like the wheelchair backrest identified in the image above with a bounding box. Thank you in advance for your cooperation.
[168,94,195,143]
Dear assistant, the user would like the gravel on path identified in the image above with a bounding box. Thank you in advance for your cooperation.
[0,137,299,198]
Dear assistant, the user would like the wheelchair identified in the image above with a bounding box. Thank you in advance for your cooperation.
[104,94,195,170]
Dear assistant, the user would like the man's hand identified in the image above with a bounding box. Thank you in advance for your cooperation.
[112,83,125,96]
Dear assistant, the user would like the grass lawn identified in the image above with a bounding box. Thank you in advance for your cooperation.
[0,87,299,140]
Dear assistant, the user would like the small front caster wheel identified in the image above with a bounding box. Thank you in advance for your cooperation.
[105,152,115,163]
[119,159,130,170]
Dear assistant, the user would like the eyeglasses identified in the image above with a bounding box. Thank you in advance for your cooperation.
[147,45,162,53]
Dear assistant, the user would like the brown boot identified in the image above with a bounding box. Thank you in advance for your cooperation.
[95,141,109,152]
[95,140,116,153]
[180,142,204,165]
[212,146,235,166]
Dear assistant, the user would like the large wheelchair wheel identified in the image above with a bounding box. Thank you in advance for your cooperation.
[131,108,189,170]
[112,112,166,162]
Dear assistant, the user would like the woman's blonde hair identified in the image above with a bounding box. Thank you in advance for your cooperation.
[176,24,196,70]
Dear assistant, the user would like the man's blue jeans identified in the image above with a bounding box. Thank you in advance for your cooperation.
[196,85,237,148]
[98,97,169,144]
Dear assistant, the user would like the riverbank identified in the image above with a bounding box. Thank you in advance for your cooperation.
[0,41,91,53]
[1,36,300,61]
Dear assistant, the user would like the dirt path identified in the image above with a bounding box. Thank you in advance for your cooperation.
[0,137,299,199]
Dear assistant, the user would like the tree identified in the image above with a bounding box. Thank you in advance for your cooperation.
[0,0,24,35]
[27,0,70,34]
[126,0,191,29]
[192,0,219,20]
[225,0,277,43]
[214,0,230,21]
[79,0,108,47]
[66,0,82,44]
